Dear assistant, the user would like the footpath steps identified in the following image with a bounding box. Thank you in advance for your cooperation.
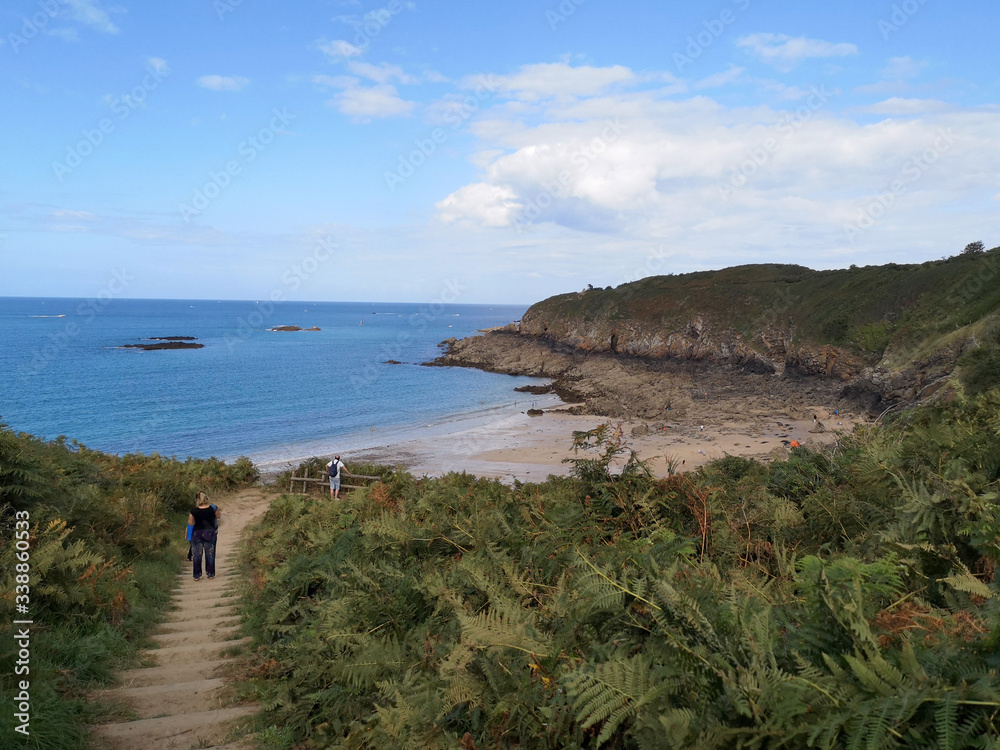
[91,489,271,750]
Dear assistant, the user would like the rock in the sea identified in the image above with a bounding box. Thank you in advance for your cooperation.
[122,340,203,351]
[385,360,403,365]
[306,326,321,331]
[269,325,302,332]
[514,383,554,394]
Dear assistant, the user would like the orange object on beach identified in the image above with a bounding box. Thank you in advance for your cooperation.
[789,440,800,448]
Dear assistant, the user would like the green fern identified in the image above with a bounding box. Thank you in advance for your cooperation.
[565,655,672,747]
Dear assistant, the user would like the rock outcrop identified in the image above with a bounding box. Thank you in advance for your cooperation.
[122,338,204,351]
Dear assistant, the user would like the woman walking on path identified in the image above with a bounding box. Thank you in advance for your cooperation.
[189,491,221,580]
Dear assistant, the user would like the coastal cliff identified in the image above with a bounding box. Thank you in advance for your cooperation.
[430,251,1000,418]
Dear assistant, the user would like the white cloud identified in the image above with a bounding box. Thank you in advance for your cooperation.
[147,57,170,75]
[319,39,364,59]
[433,81,1000,262]
[861,98,950,115]
[313,74,357,89]
[63,0,120,34]
[197,75,250,92]
[481,62,636,101]
[329,84,416,121]
[737,33,859,72]
[436,183,521,227]
[856,56,928,95]
[881,56,927,80]
[347,61,417,85]
[694,66,745,90]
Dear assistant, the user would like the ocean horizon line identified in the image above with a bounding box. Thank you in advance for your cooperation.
[0,294,531,308]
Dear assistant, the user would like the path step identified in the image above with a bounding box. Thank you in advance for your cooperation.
[172,591,239,615]
[117,660,230,689]
[153,615,239,636]
[94,678,227,719]
[95,704,257,750]
[166,602,238,617]
[152,626,242,647]
[148,638,251,666]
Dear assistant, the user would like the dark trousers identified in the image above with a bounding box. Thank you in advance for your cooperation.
[191,528,217,579]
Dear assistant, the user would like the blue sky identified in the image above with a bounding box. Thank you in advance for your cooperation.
[1,0,998,304]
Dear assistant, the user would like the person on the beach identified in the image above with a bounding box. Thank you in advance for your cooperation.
[188,491,220,581]
[325,454,351,499]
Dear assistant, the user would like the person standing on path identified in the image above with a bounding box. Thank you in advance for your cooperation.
[186,499,219,561]
[324,454,351,499]
[188,491,220,581]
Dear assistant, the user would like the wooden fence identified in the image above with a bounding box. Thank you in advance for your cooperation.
[288,468,382,495]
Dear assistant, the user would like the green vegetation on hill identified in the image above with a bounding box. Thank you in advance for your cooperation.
[0,425,258,749]
[237,391,999,749]
[525,248,1000,386]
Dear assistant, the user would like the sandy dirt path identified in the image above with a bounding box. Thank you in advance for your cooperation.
[92,487,272,750]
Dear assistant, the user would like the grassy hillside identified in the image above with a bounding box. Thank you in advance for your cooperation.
[237,390,1000,749]
[0,425,258,749]
[523,248,1000,389]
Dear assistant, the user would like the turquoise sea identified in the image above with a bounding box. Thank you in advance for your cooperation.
[0,297,555,465]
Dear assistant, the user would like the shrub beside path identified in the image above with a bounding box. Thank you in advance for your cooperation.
[92,487,272,750]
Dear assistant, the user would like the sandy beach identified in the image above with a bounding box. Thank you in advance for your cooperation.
[337,401,862,483]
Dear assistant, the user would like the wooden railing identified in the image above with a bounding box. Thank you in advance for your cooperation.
[288,468,382,495]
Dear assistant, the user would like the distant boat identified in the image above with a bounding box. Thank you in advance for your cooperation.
[359,318,364,326]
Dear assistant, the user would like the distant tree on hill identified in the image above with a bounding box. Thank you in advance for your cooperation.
[963,240,985,254]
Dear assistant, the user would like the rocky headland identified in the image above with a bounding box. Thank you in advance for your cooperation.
[426,253,1000,423]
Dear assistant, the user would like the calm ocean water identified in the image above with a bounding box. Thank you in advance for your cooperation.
[0,297,555,464]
